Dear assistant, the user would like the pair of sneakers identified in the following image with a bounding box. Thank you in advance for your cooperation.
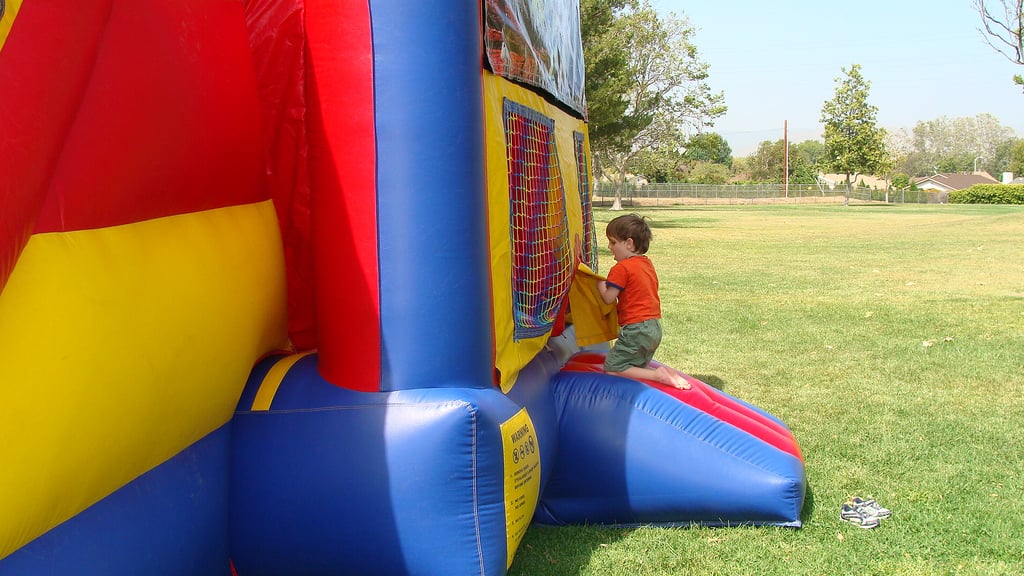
[840,497,892,529]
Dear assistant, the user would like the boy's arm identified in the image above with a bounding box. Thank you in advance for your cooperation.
[597,280,620,305]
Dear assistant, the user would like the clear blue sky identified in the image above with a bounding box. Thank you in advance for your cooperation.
[650,0,1024,156]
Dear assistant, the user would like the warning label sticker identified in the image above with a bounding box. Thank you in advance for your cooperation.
[500,407,540,568]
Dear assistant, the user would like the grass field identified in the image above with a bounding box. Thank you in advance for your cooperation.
[508,205,1024,576]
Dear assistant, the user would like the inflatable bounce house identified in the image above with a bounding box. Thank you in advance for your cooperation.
[0,1,805,574]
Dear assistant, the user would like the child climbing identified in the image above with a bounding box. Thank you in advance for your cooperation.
[597,213,689,390]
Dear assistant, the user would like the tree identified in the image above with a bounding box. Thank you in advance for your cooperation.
[581,0,726,208]
[730,156,751,181]
[682,132,733,167]
[886,128,917,178]
[581,0,638,150]
[896,114,1017,176]
[890,173,913,190]
[974,0,1024,92]
[748,140,785,182]
[990,137,1017,174]
[790,140,826,186]
[788,156,819,186]
[791,140,826,169]
[1008,139,1024,174]
[631,146,683,182]
[820,64,887,205]
[686,161,731,184]
[745,139,822,185]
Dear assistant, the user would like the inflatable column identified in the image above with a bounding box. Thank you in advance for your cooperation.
[230,2,534,575]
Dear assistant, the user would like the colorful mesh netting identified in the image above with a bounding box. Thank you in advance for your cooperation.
[503,98,572,341]
[573,131,597,271]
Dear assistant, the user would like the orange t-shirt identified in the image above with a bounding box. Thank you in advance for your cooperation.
[605,255,660,326]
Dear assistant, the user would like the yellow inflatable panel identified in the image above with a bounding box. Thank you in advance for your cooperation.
[484,73,590,392]
[0,0,22,52]
[0,200,288,559]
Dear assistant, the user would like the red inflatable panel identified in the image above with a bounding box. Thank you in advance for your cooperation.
[305,0,381,391]
[33,0,268,234]
[0,0,112,290]
[243,0,316,350]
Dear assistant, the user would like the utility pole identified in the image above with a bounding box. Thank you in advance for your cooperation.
[783,120,789,198]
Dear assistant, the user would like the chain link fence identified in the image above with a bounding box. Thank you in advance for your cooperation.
[593,183,946,207]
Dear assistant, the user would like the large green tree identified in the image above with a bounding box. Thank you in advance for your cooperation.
[820,64,887,204]
[974,0,1024,92]
[581,0,637,149]
[581,0,725,208]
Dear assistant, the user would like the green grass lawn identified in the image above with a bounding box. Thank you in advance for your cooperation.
[509,204,1024,576]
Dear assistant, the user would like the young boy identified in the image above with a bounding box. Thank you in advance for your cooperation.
[597,214,689,389]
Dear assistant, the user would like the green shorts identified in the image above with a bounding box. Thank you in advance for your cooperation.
[603,318,662,373]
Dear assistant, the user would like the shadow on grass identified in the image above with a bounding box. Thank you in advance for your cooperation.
[593,206,720,228]
[691,374,726,391]
[649,219,718,229]
[510,525,633,576]
[846,203,900,208]
[641,212,721,228]
[801,483,816,524]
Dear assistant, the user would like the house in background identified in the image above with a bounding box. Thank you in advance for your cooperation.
[913,171,998,193]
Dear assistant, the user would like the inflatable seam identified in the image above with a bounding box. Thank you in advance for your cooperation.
[466,404,486,576]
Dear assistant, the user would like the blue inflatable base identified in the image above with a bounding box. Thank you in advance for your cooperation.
[1,426,232,576]
[536,369,805,528]
[230,354,524,576]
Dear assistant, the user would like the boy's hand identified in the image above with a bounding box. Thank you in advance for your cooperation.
[596,280,619,305]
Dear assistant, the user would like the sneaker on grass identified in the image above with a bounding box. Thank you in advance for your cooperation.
[852,497,892,519]
[840,503,880,529]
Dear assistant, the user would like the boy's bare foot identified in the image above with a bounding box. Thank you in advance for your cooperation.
[656,365,690,390]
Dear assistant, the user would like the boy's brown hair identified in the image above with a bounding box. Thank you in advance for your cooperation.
[606,213,652,254]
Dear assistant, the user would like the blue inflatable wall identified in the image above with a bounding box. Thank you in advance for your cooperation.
[230,354,524,575]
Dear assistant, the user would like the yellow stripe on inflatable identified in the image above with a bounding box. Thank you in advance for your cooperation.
[484,73,589,392]
[251,351,315,411]
[0,0,22,52]
[0,200,288,559]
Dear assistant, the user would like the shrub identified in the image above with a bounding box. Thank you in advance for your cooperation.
[949,184,1024,204]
